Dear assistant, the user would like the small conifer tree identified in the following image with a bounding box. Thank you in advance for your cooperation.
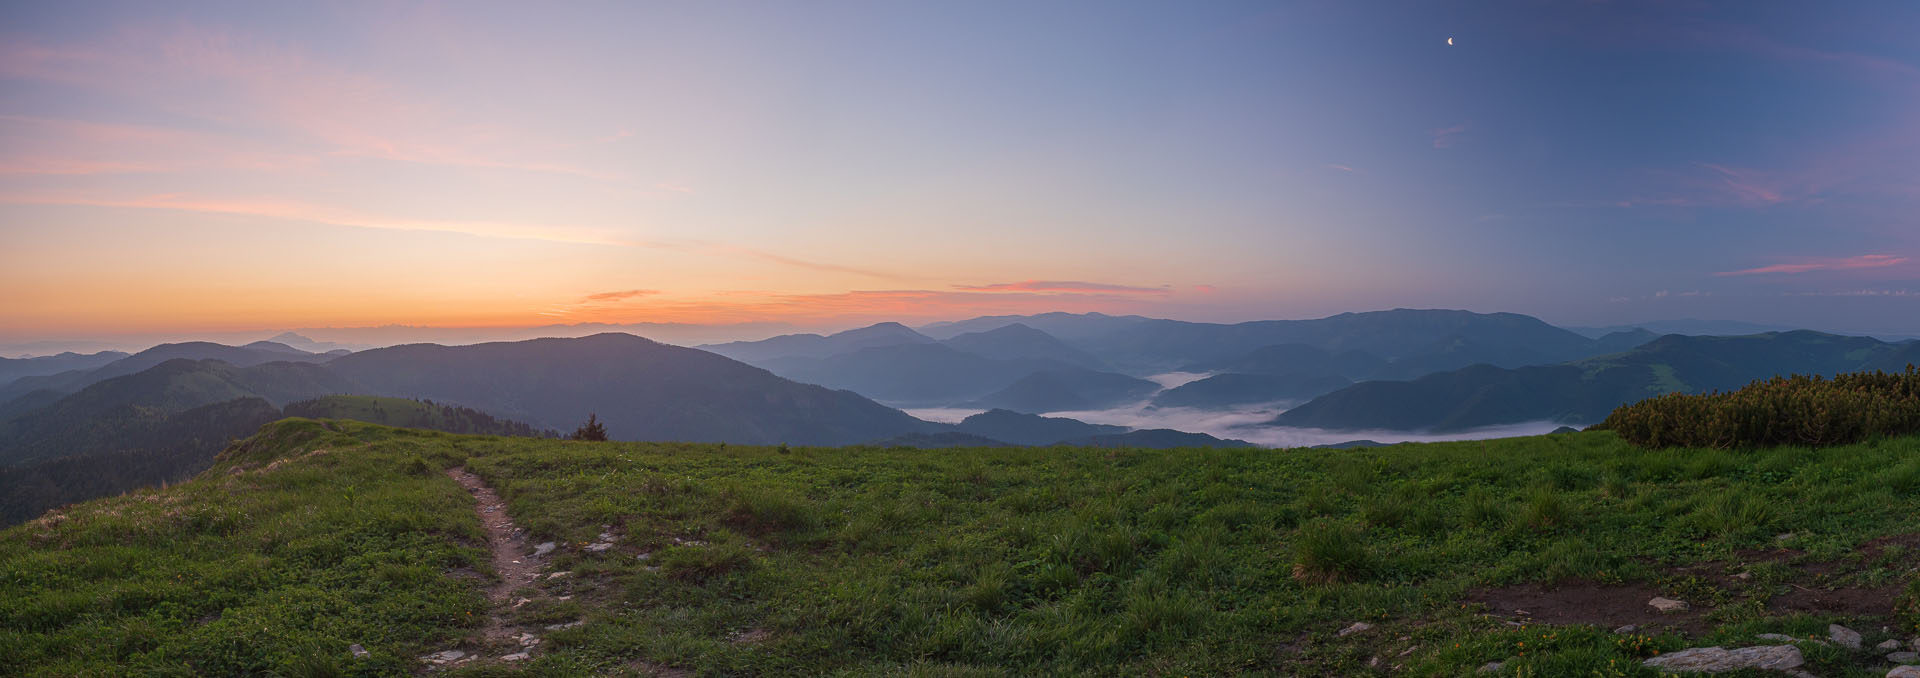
[570,413,609,441]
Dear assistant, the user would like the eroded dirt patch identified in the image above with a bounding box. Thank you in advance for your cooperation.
[1464,580,1714,636]
[1771,582,1902,617]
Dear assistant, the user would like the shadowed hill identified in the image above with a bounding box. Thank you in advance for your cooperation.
[1179,343,1383,380]
[757,343,1085,407]
[0,359,356,467]
[699,322,935,363]
[0,341,331,404]
[966,368,1160,413]
[283,395,557,438]
[1152,372,1352,408]
[324,333,934,445]
[0,351,128,387]
[939,323,1106,369]
[948,408,1126,445]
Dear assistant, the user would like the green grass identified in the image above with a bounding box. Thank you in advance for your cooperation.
[3,419,1918,676]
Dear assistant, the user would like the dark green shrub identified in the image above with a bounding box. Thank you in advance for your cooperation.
[1596,366,1920,449]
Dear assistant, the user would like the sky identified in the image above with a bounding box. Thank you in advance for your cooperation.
[3,0,1919,348]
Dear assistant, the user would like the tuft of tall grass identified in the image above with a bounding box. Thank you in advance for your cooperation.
[1290,520,1373,584]
[1519,488,1569,530]
[1460,485,1509,528]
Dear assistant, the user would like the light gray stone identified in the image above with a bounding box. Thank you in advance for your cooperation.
[421,650,466,664]
[1883,640,1907,651]
[1755,633,1796,642]
[1889,666,1920,678]
[585,542,614,552]
[501,652,530,661]
[348,643,368,658]
[533,541,556,557]
[1615,625,1639,634]
[1890,651,1919,664]
[1477,661,1504,674]
[544,620,584,631]
[1649,597,1690,613]
[1830,624,1862,650]
[1643,645,1804,673]
[1337,622,1373,637]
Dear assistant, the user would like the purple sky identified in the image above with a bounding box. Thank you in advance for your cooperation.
[3,1,1918,346]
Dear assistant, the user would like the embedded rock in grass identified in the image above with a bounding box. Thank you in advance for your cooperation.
[1642,645,1803,672]
[585,541,614,552]
[1756,634,1796,642]
[1614,625,1638,634]
[1882,639,1907,651]
[533,541,556,557]
[1890,651,1919,664]
[1829,624,1862,650]
[1477,661,1504,674]
[1891,666,1920,678]
[421,650,467,664]
[1648,597,1689,613]
[349,643,368,658]
[502,652,529,661]
[545,620,584,631]
[1337,622,1373,637]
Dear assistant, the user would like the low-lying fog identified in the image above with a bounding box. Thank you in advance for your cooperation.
[904,372,1569,448]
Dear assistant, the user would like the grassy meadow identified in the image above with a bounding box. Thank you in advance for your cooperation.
[3,418,1918,676]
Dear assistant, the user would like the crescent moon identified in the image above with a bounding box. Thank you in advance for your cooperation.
[1447,37,1454,45]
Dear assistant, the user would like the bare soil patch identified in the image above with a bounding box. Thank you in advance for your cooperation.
[1464,579,1715,636]
[1770,582,1902,617]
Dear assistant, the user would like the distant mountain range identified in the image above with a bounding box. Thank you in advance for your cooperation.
[1274,331,1920,431]
[7,308,1917,526]
[0,340,339,405]
[703,308,1671,412]
[0,350,129,385]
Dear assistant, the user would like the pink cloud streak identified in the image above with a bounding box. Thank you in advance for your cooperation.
[1715,254,1910,277]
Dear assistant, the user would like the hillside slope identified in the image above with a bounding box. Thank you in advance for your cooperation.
[4,420,1915,676]
[325,333,933,445]
[0,341,332,403]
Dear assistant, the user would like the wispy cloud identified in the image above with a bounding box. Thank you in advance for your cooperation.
[581,289,660,302]
[1432,123,1469,149]
[0,190,630,245]
[0,26,630,183]
[0,190,912,282]
[1327,164,1362,173]
[541,286,1181,325]
[1784,289,1918,297]
[954,280,1171,294]
[1715,254,1910,277]
[0,115,312,176]
[1618,161,1846,209]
